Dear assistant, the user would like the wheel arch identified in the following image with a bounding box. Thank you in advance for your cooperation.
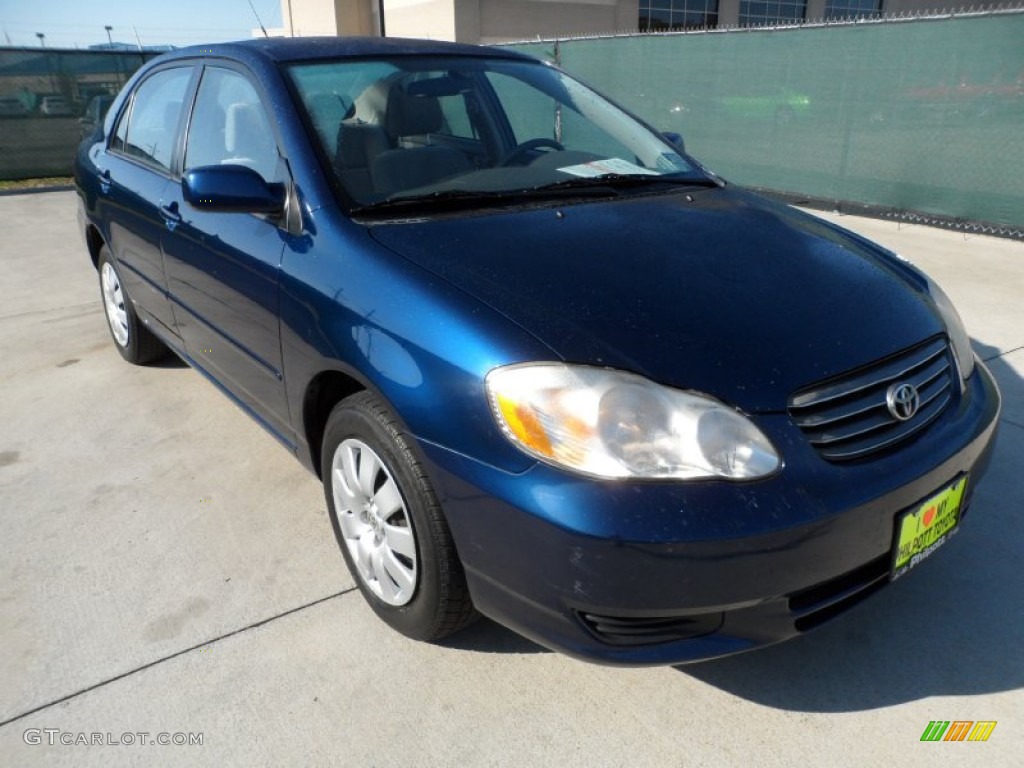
[85,223,105,270]
[302,368,367,479]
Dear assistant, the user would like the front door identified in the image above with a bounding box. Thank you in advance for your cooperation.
[161,65,293,443]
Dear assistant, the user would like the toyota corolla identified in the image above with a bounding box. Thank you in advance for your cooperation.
[74,37,1000,665]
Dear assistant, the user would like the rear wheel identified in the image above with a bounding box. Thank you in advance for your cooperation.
[323,392,476,641]
[97,247,166,364]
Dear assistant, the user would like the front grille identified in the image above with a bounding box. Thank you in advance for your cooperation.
[789,336,955,462]
[578,610,722,646]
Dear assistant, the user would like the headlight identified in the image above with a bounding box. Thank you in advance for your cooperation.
[485,364,780,481]
[928,278,975,383]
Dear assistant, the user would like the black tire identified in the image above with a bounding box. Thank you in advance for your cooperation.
[322,391,476,641]
[97,246,167,365]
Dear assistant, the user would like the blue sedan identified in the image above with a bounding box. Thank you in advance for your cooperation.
[74,37,1000,665]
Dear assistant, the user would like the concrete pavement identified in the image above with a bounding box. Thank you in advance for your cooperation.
[1,191,1021,766]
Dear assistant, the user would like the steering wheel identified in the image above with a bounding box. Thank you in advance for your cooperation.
[499,138,565,167]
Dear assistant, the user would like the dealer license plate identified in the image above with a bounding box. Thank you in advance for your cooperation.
[891,475,968,580]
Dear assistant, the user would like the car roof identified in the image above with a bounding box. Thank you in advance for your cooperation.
[158,36,537,66]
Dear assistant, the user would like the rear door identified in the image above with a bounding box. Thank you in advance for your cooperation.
[160,64,293,442]
[99,65,195,335]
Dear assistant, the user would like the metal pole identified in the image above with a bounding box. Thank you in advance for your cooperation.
[105,25,113,46]
[36,34,55,94]
[378,0,386,37]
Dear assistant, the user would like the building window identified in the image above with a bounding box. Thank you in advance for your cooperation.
[639,0,720,31]
[738,0,808,26]
[824,0,882,19]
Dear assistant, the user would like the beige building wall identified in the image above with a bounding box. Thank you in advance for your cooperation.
[382,0,459,40]
[280,0,641,42]
[383,0,639,42]
[279,0,379,36]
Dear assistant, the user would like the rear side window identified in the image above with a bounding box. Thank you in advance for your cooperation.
[115,67,192,173]
[437,94,476,139]
[111,101,130,152]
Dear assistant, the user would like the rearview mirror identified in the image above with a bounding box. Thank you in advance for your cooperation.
[661,131,685,153]
[182,165,285,214]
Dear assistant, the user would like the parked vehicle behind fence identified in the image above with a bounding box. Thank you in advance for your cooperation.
[40,95,74,116]
[0,96,28,117]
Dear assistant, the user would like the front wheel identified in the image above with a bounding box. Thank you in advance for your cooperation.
[97,247,167,364]
[323,392,476,641]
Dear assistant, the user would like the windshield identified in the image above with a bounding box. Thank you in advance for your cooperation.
[287,55,708,210]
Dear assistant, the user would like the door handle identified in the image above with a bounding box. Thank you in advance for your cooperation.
[160,201,182,231]
[98,168,111,194]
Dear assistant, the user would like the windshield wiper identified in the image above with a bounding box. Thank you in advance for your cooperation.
[351,173,722,216]
[529,173,722,195]
[351,184,617,215]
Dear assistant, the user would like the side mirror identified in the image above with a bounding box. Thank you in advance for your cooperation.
[182,165,285,214]
[661,131,685,154]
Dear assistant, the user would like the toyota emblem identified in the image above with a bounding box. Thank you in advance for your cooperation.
[886,382,920,421]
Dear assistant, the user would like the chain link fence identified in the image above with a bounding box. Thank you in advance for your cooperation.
[0,48,158,180]
[508,9,1024,238]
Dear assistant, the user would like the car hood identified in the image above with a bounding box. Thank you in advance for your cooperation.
[367,188,943,412]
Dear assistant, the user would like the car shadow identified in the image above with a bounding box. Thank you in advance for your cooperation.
[438,616,550,655]
[150,352,189,369]
[680,338,1023,711]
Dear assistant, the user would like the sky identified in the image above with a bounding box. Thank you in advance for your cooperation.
[0,0,284,49]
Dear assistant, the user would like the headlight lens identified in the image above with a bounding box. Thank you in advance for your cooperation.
[486,364,780,481]
[928,278,975,383]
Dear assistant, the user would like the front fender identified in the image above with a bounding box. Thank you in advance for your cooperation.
[279,214,558,475]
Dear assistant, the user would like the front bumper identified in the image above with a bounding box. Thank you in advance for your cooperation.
[420,362,1000,665]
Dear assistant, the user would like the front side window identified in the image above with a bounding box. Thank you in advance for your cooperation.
[117,67,192,173]
[185,67,280,183]
[287,56,706,210]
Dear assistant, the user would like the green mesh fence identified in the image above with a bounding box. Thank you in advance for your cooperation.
[0,48,158,180]
[3,20,1021,235]
[509,11,1024,235]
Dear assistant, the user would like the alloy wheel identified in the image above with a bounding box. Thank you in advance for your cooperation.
[100,261,129,347]
[331,438,418,606]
